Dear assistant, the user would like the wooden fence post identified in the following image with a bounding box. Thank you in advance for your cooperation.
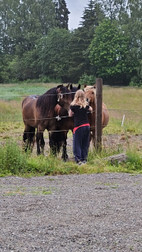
[95,78,102,151]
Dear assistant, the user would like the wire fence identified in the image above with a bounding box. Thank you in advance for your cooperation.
[0,108,142,135]
[0,93,142,135]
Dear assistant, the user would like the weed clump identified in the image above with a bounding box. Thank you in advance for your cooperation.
[0,141,28,176]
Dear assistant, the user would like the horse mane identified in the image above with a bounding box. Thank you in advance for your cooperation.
[36,86,59,116]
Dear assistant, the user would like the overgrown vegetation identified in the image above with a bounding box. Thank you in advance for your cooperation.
[0,141,142,177]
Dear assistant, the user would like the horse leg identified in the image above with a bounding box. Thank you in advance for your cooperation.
[23,130,28,152]
[23,125,32,152]
[49,132,57,156]
[36,129,45,155]
[40,133,45,155]
[61,132,68,162]
[28,127,35,152]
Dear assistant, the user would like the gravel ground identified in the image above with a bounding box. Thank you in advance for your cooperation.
[0,173,142,252]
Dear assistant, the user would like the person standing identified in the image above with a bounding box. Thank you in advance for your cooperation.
[69,90,92,165]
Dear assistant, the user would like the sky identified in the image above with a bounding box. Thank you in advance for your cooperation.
[66,0,89,30]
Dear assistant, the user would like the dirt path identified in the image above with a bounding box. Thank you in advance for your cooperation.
[0,173,142,251]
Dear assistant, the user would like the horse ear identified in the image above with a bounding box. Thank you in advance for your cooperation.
[70,83,73,90]
[56,84,63,90]
[78,84,81,89]
[66,83,70,89]
[93,84,96,88]
[84,84,87,88]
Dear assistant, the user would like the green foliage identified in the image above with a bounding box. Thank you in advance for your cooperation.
[38,28,72,82]
[0,141,28,176]
[108,150,142,173]
[0,0,142,85]
[78,74,96,85]
[89,19,136,85]
[55,0,70,29]
[0,0,57,55]
[0,140,142,177]
[8,49,39,81]
[125,151,142,172]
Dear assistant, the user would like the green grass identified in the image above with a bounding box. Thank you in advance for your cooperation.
[103,86,142,134]
[0,141,142,177]
[0,83,57,101]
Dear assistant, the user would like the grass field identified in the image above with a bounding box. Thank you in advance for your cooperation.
[0,83,142,176]
[0,83,142,135]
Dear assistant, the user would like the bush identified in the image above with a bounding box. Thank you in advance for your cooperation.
[129,76,142,87]
[0,141,28,175]
[124,151,142,171]
[79,74,96,86]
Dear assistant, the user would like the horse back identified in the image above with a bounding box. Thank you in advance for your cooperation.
[22,96,38,127]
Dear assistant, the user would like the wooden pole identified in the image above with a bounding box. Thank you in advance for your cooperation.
[95,78,102,151]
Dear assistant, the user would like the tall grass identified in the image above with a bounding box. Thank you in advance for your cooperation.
[103,86,142,134]
[0,141,142,177]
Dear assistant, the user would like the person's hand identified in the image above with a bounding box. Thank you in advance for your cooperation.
[69,109,74,117]
[89,106,93,113]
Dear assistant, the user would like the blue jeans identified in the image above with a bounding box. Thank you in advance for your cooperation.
[73,126,90,163]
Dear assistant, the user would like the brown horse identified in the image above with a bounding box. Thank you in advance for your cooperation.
[22,85,73,154]
[84,85,109,146]
[49,84,80,161]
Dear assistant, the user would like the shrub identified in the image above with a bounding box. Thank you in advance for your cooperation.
[79,74,96,86]
[0,141,28,175]
[124,151,142,172]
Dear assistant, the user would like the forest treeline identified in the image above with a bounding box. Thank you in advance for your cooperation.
[0,0,142,86]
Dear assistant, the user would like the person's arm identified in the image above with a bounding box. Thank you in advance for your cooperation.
[69,109,74,117]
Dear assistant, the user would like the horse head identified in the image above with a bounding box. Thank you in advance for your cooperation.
[84,87,96,106]
[84,84,96,92]
[56,84,73,111]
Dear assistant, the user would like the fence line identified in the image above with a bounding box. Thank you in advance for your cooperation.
[0,107,142,123]
[0,109,142,123]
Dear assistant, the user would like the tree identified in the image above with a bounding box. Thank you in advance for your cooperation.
[101,0,127,21]
[54,0,70,29]
[67,0,105,82]
[0,0,57,54]
[37,28,72,82]
[120,0,142,85]
[0,0,59,81]
[89,19,137,85]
